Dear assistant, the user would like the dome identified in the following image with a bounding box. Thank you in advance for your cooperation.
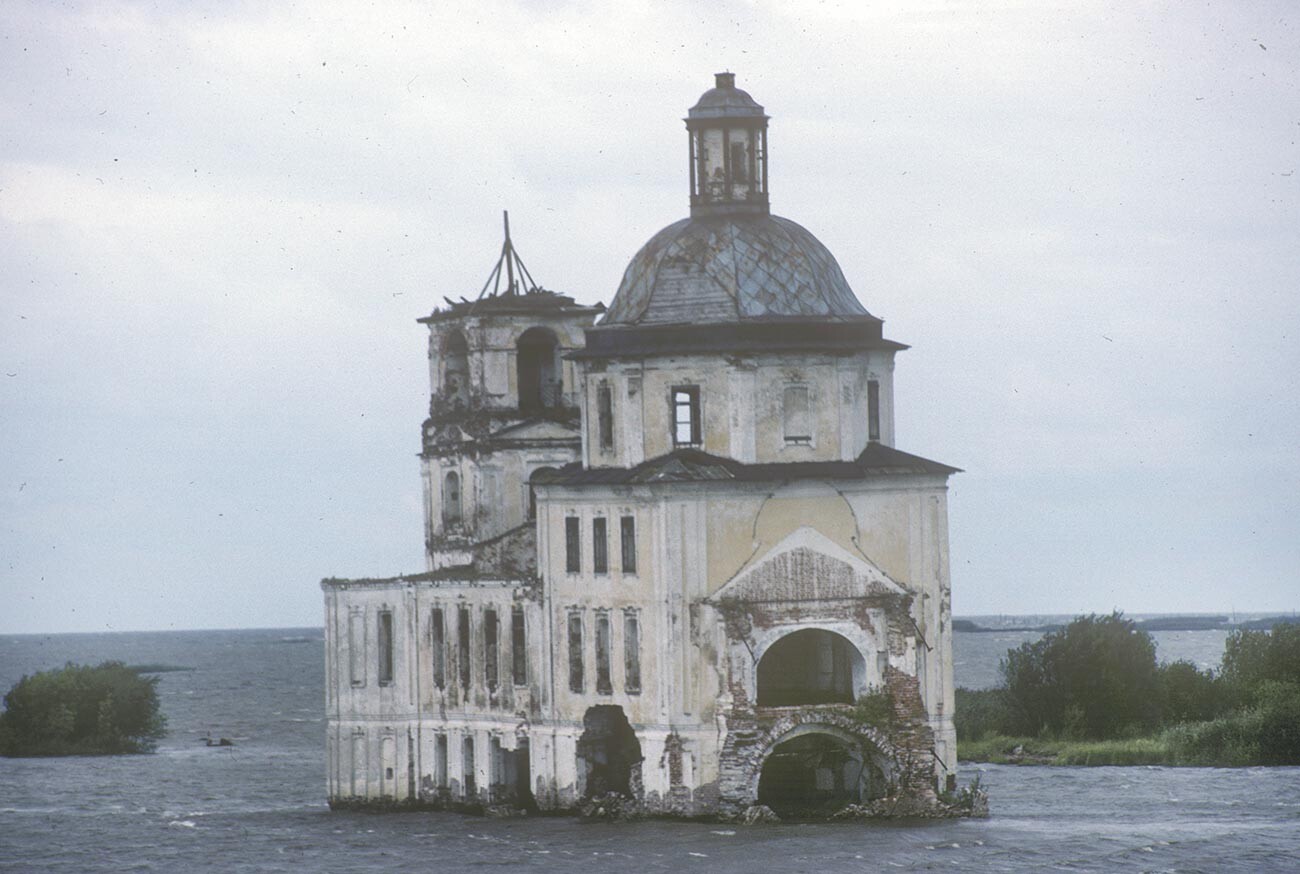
[600,214,873,326]
[688,72,766,120]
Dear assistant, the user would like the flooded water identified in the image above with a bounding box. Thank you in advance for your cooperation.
[2,627,1298,872]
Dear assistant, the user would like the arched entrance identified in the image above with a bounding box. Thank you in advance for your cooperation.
[516,327,560,413]
[576,705,642,798]
[756,628,864,706]
[754,726,888,818]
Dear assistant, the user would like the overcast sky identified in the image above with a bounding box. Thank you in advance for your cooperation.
[2,1,1297,634]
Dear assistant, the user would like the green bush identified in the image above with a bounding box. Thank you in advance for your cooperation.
[0,661,167,756]
[1157,660,1232,724]
[954,687,1011,741]
[1001,612,1161,739]
[1221,625,1300,691]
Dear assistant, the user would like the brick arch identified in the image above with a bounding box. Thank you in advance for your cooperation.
[744,709,900,801]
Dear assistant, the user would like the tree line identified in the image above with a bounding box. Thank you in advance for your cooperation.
[957,613,1300,765]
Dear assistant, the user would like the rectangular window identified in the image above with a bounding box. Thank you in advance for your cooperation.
[435,734,448,788]
[624,610,641,694]
[463,736,476,798]
[511,607,527,686]
[597,384,614,451]
[672,386,701,446]
[565,516,581,573]
[783,385,811,444]
[458,606,471,690]
[377,610,394,686]
[868,379,880,442]
[348,610,365,686]
[484,608,498,692]
[620,515,636,574]
[592,517,608,574]
[595,611,612,695]
[431,607,446,689]
[568,611,584,693]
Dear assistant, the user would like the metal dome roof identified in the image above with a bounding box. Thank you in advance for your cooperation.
[600,214,873,326]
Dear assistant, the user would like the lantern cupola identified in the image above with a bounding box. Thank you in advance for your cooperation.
[687,72,769,218]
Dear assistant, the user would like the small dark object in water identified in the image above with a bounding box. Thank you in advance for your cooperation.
[202,736,234,747]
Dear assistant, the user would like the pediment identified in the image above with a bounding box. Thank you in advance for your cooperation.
[490,418,579,441]
[711,526,907,604]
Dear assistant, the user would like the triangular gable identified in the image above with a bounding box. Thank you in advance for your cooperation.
[711,526,907,604]
[490,419,579,441]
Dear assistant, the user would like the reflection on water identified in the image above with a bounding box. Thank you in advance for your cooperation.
[1,627,1297,873]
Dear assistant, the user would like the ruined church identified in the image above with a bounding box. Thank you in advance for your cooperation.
[322,73,959,819]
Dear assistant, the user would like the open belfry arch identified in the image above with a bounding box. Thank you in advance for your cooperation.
[322,73,961,819]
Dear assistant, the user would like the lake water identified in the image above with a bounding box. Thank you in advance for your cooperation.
[1,626,1298,872]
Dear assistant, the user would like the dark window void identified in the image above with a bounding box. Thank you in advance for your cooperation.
[672,386,701,446]
[430,608,445,689]
[516,327,561,413]
[484,609,498,692]
[443,329,470,407]
[435,734,448,788]
[594,612,612,695]
[757,732,881,818]
[442,471,461,528]
[576,705,642,799]
[592,517,608,575]
[730,140,749,183]
[597,384,614,451]
[756,629,860,706]
[457,607,471,690]
[620,516,636,574]
[377,611,394,686]
[783,385,811,444]
[565,517,581,573]
[462,736,476,798]
[568,612,584,693]
[867,380,880,443]
[511,607,527,686]
[623,610,641,694]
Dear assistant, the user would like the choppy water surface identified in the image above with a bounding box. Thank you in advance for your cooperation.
[2,627,1297,873]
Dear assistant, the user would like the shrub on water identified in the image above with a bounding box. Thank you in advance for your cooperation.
[0,661,167,757]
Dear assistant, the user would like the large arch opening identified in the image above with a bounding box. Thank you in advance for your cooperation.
[576,705,642,799]
[443,329,470,407]
[756,628,864,706]
[756,730,883,818]
[516,327,560,413]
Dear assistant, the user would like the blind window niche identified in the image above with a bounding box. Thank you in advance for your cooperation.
[783,385,811,444]
[484,608,499,692]
[594,611,613,695]
[511,607,527,686]
[457,606,471,690]
[567,611,584,693]
[623,610,642,694]
[348,610,365,686]
[430,607,446,689]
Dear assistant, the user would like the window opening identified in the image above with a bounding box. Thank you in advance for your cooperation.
[442,470,462,528]
[623,610,642,694]
[620,516,636,574]
[568,611,584,693]
[565,516,581,573]
[435,734,448,788]
[458,606,471,690]
[868,380,880,443]
[672,386,701,446]
[484,608,499,692]
[595,611,612,695]
[463,735,476,798]
[516,327,561,413]
[377,610,394,686]
[443,329,470,407]
[511,607,527,686]
[430,608,445,689]
[597,384,614,451]
[592,517,608,575]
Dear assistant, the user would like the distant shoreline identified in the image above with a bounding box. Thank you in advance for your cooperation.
[952,614,1300,634]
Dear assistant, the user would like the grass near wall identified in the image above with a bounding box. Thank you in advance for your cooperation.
[959,735,1175,766]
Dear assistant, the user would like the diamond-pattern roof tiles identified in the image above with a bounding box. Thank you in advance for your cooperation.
[602,215,872,326]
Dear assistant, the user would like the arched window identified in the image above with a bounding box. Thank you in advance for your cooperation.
[443,330,470,407]
[442,471,462,528]
[756,629,864,706]
[516,327,560,413]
